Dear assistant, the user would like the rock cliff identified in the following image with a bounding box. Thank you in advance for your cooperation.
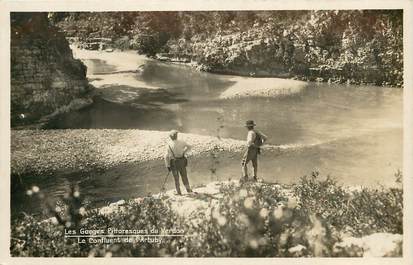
[11,13,92,127]
[53,11,403,87]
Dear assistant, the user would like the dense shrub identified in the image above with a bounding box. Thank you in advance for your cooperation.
[11,172,403,257]
[293,171,403,236]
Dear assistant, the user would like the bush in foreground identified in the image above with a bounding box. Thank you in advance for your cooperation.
[11,172,403,257]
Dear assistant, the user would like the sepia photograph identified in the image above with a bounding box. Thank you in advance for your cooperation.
[2,2,411,261]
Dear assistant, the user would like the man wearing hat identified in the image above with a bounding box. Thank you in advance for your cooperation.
[164,130,193,195]
[241,120,268,182]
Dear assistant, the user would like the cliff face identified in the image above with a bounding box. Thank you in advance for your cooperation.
[11,13,91,127]
[53,10,403,87]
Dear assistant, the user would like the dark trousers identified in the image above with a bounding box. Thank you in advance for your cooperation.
[170,158,191,194]
[241,147,259,178]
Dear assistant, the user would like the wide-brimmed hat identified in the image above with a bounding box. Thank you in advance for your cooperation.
[169,130,179,137]
[245,120,256,127]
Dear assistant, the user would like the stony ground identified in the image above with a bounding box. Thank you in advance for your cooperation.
[11,128,328,176]
[11,129,250,175]
[219,76,307,99]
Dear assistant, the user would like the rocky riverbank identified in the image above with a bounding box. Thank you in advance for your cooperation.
[219,76,307,99]
[11,129,275,176]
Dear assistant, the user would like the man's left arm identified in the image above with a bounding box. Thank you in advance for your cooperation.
[164,147,172,170]
[183,142,192,156]
[259,131,268,143]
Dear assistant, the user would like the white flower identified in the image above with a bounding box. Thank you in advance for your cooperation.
[73,191,80,198]
[55,206,62,213]
[79,207,86,216]
[50,217,58,225]
[273,207,283,220]
[32,186,40,193]
[238,213,250,226]
[26,190,33,196]
[243,197,254,209]
[249,239,259,249]
[217,216,227,226]
[259,208,269,218]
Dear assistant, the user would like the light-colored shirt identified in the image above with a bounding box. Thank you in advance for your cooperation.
[246,130,268,147]
[164,139,191,167]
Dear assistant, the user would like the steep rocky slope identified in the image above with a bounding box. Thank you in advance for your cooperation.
[53,11,403,87]
[11,13,92,127]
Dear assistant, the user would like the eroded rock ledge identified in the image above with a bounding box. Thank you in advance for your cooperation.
[11,13,92,127]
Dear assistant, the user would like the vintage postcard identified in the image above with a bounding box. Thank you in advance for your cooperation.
[0,0,412,264]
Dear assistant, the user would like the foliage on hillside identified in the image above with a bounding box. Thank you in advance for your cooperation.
[11,172,402,257]
[52,10,403,87]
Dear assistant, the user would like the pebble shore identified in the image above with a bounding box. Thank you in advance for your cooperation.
[11,129,249,175]
[219,76,307,99]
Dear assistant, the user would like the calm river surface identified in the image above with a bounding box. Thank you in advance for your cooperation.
[12,50,403,217]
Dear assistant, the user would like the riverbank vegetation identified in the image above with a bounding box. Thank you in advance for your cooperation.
[11,171,402,257]
[52,10,403,87]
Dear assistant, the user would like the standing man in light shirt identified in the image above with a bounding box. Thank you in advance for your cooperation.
[164,130,193,195]
[241,120,268,182]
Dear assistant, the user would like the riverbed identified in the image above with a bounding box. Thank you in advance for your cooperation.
[11,48,403,217]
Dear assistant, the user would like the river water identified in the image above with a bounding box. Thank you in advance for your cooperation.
[61,50,403,187]
[12,49,403,217]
